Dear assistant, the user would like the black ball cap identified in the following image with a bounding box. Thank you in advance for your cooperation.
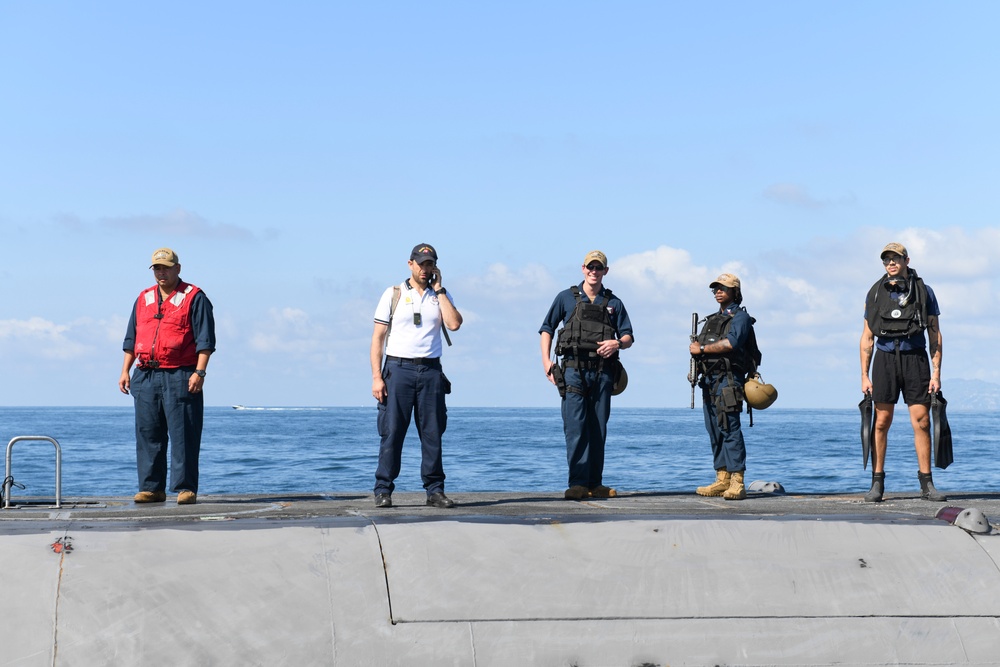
[410,243,438,263]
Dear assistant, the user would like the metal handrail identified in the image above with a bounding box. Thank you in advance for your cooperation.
[4,436,62,509]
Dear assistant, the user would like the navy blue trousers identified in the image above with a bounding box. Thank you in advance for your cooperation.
[701,374,746,473]
[561,365,613,488]
[375,359,447,496]
[131,367,203,493]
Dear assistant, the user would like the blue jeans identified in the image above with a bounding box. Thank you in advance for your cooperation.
[375,359,448,496]
[562,365,613,488]
[701,374,746,473]
[131,367,203,493]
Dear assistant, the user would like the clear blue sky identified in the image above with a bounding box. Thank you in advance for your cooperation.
[1,1,997,408]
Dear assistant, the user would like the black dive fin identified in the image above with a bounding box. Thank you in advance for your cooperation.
[859,393,874,470]
[932,392,954,469]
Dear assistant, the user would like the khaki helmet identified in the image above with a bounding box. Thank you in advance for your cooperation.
[612,364,628,396]
[744,373,778,409]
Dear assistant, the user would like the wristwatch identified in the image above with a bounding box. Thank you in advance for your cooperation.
[699,345,705,354]
[435,287,447,295]
[194,370,207,378]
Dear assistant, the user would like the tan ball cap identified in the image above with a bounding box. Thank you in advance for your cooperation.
[881,242,908,258]
[710,273,741,290]
[150,248,179,267]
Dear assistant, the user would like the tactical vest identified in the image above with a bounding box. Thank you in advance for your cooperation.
[696,307,759,377]
[864,270,928,339]
[555,286,618,361]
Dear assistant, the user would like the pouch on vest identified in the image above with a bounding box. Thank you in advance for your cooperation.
[549,364,567,399]
[878,306,916,337]
[721,383,744,412]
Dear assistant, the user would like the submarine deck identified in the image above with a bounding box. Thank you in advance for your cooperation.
[3,490,1000,666]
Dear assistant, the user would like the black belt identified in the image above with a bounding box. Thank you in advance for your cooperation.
[386,355,440,366]
[563,356,604,369]
[137,364,192,372]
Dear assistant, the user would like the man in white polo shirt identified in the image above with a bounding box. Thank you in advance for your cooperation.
[370,243,463,508]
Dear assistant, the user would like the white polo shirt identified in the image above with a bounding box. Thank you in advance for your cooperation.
[374,280,455,359]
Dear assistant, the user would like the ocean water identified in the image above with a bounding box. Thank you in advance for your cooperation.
[1,406,997,498]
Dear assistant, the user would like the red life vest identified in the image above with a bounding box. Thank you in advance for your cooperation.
[134,281,201,368]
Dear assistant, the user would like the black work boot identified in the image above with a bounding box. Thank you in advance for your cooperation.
[918,471,947,501]
[863,472,885,503]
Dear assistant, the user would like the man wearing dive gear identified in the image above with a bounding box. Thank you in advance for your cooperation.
[860,242,945,502]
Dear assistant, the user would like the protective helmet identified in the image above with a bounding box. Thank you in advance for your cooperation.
[612,365,628,396]
[747,480,786,494]
[953,508,993,535]
[744,373,778,409]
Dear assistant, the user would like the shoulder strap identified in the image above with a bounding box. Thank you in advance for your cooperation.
[387,283,453,347]
[386,285,401,339]
[742,307,762,373]
[440,290,453,347]
[911,272,929,332]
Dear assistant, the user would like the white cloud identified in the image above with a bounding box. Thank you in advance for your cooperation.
[894,227,1000,278]
[0,317,93,360]
[245,308,340,365]
[463,262,557,302]
[614,245,709,292]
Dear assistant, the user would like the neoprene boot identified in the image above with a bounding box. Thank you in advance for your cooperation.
[918,471,947,501]
[696,469,731,497]
[723,471,746,501]
[863,472,885,503]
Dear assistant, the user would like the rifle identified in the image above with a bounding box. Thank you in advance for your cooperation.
[688,312,698,408]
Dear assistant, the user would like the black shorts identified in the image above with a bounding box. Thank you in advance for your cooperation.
[872,348,931,406]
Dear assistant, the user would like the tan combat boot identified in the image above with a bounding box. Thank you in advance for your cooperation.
[696,470,731,497]
[723,471,746,500]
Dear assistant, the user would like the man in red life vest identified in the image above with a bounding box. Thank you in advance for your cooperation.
[119,248,216,505]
